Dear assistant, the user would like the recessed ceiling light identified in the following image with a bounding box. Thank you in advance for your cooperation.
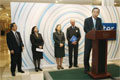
[114,2,117,5]
[56,0,58,3]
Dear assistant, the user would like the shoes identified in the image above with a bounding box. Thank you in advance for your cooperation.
[57,65,64,70]
[38,68,43,71]
[18,70,24,73]
[69,66,72,68]
[84,70,89,74]
[57,65,60,70]
[84,68,90,74]
[35,68,38,72]
[11,72,15,76]
[57,67,60,70]
[60,65,64,69]
[74,65,79,67]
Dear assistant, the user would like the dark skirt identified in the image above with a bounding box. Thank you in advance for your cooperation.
[54,45,65,58]
[32,48,43,60]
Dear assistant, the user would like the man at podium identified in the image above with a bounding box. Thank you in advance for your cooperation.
[84,7,103,73]
[66,19,81,68]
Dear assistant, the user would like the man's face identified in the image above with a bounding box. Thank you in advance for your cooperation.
[12,24,17,31]
[92,9,99,19]
[70,20,75,26]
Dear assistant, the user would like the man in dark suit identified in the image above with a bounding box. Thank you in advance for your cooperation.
[6,23,25,76]
[84,7,103,73]
[66,19,81,68]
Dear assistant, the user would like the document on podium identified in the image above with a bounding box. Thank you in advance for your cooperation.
[70,35,77,42]
[36,48,43,52]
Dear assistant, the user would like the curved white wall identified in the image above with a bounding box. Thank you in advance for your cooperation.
[11,2,120,69]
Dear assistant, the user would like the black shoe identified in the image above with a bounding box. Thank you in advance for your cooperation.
[18,70,24,73]
[38,68,43,71]
[84,70,89,74]
[12,72,15,76]
[84,68,90,74]
[35,68,38,72]
[69,66,72,68]
[74,65,79,67]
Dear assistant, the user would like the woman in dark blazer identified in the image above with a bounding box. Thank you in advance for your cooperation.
[30,26,44,72]
[53,24,65,69]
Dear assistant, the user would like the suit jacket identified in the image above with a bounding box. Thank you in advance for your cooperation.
[6,31,24,53]
[84,17,103,34]
[30,33,44,51]
[66,26,81,44]
[53,31,65,47]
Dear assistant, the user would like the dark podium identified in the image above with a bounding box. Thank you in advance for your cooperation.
[86,30,116,79]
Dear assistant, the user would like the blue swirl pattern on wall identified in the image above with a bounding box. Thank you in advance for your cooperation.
[11,2,120,69]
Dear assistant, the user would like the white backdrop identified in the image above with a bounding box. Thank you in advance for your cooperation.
[11,2,120,69]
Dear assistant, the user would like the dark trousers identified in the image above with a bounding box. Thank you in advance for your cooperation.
[84,38,92,71]
[10,53,22,73]
[68,43,78,66]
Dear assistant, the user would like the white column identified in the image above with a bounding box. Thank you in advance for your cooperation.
[102,0,114,6]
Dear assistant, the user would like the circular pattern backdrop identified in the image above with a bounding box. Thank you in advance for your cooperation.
[11,2,120,69]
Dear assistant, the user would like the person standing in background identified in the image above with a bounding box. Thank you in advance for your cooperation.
[6,23,24,76]
[53,24,65,70]
[66,19,81,68]
[30,26,44,72]
[84,7,103,73]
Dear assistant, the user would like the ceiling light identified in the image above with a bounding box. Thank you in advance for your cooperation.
[56,0,58,3]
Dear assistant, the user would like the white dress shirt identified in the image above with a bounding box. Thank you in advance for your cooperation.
[92,17,96,29]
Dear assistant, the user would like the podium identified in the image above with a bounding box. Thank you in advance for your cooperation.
[86,30,116,79]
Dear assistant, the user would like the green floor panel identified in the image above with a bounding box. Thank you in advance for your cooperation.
[49,64,120,80]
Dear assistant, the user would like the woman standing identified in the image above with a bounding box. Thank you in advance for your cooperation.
[30,26,44,72]
[53,24,65,69]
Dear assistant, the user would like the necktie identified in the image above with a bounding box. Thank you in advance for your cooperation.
[15,32,20,46]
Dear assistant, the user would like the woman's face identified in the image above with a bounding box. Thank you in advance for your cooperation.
[57,25,61,32]
[34,27,38,32]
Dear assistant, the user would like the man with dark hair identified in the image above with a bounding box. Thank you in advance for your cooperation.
[66,19,81,68]
[6,22,24,76]
[84,7,103,73]
[92,7,100,13]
